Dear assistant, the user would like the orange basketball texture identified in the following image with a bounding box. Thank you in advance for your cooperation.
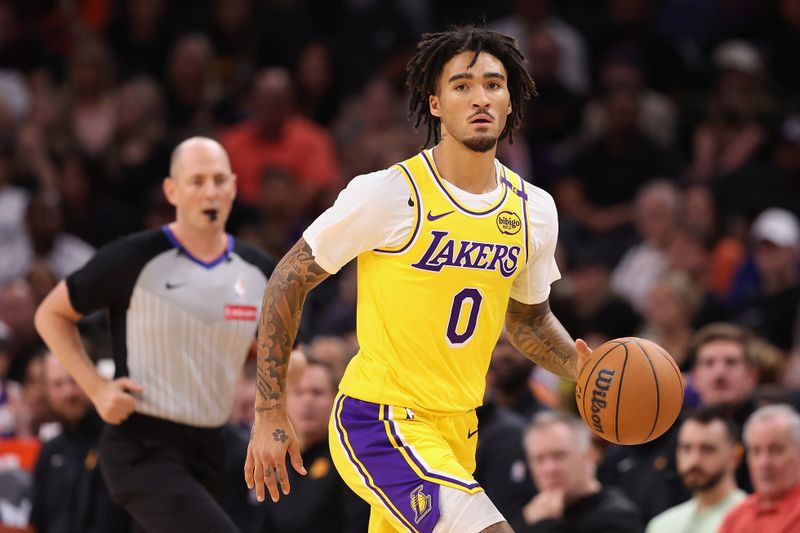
[575,337,684,445]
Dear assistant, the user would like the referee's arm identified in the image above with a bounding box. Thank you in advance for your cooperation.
[34,280,142,424]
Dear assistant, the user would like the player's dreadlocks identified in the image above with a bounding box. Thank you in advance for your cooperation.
[406,25,537,148]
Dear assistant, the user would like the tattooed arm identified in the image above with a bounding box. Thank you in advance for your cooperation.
[255,237,330,411]
[505,298,590,381]
[245,237,330,503]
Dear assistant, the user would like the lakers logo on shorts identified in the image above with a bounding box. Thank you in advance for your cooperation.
[410,484,432,524]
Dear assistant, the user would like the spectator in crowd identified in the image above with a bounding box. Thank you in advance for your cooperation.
[687,322,759,491]
[611,180,680,314]
[477,344,537,531]
[221,67,340,207]
[30,352,131,533]
[719,404,800,533]
[488,336,545,422]
[0,279,42,381]
[557,88,677,265]
[522,411,642,532]
[638,271,702,369]
[0,140,31,285]
[731,208,800,350]
[257,357,369,532]
[690,40,770,184]
[560,250,641,347]
[0,323,29,437]
[646,407,746,533]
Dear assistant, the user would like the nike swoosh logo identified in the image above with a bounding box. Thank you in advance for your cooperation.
[165,282,188,290]
[427,210,454,222]
[467,428,478,439]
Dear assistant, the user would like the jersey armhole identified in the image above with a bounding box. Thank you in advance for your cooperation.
[374,163,422,254]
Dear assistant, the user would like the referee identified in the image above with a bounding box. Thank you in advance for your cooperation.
[35,137,275,533]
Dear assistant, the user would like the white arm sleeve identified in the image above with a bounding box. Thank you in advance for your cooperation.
[509,186,561,305]
[302,167,414,274]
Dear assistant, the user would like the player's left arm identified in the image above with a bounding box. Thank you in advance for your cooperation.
[505,298,591,381]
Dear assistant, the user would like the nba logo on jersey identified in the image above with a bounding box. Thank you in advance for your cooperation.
[233,278,245,299]
[410,485,432,524]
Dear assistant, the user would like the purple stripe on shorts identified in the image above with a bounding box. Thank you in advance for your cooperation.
[383,405,481,491]
[337,396,441,533]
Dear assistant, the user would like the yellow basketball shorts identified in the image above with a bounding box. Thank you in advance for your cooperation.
[328,393,483,533]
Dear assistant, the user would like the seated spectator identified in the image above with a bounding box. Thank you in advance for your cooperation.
[257,357,369,532]
[0,280,43,382]
[30,352,131,533]
[646,407,746,533]
[488,336,545,421]
[522,411,642,532]
[220,67,340,208]
[638,271,703,369]
[556,88,677,265]
[476,358,537,531]
[0,324,30,437]
[687,323,759,491]
[611,180,680,314]
[719,404,800,533]
[731,208,800,351]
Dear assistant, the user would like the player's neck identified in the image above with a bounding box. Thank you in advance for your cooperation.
[432,139,498,194]
[695,476,737,512]
[168,221,228,262]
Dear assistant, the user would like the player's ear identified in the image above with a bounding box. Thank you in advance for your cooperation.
[429,94,441,118]
[163,176,178,207]
[507,102,512,116]
[230,173,238,200]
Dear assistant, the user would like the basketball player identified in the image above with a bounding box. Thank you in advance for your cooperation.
[245,27,591,533]
[35,137,275,532]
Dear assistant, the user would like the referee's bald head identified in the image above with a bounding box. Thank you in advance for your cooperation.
[169,137,232,178]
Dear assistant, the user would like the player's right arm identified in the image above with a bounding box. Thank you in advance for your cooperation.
[34,281,142,424]
[245,238,329,503]
[245,167,413,503]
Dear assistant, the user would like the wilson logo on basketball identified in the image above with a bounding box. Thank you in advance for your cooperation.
[496,211,522,235]
[224,304,257,321]
[590,369,616,434]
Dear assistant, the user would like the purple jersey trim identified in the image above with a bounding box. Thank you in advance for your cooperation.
[383,405,481,491]
[161,225,232,269]
[374,163,422,254]
[420,151,508,217]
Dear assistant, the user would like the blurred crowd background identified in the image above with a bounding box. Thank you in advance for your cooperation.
[1,0,800,531]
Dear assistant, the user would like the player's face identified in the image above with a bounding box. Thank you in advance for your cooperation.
[692,340,757,407]
[525,424,591,496]
[429,51,512,153]
[745,417,800,500]
[166,146,236,231]
[677,419,737,493]
[287,365,336,446]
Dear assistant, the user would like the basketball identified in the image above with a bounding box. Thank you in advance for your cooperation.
[575,337,684,445]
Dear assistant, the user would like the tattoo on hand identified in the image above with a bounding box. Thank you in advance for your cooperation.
[256,405,281,414]
[273,429,288,443]
[255,239,329,405]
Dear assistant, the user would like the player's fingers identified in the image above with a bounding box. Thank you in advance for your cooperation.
[288,440,307,476]
[275,460,291,496]
[244,448,255,489]
[117,377,144,393]
[252,457,266,503]
[265,463,281,502]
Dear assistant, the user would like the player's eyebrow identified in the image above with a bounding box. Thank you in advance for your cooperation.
[448,71,506,83]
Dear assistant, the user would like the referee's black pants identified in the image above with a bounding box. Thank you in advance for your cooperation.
[99,413,240,533]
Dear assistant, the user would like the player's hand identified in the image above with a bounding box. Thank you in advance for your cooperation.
[575,338,593,380]
[91,378,143,425]
[244,413,306,503]
[522,490,565,524]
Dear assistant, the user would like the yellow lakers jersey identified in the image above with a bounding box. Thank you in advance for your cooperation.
[338,150,530,413]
